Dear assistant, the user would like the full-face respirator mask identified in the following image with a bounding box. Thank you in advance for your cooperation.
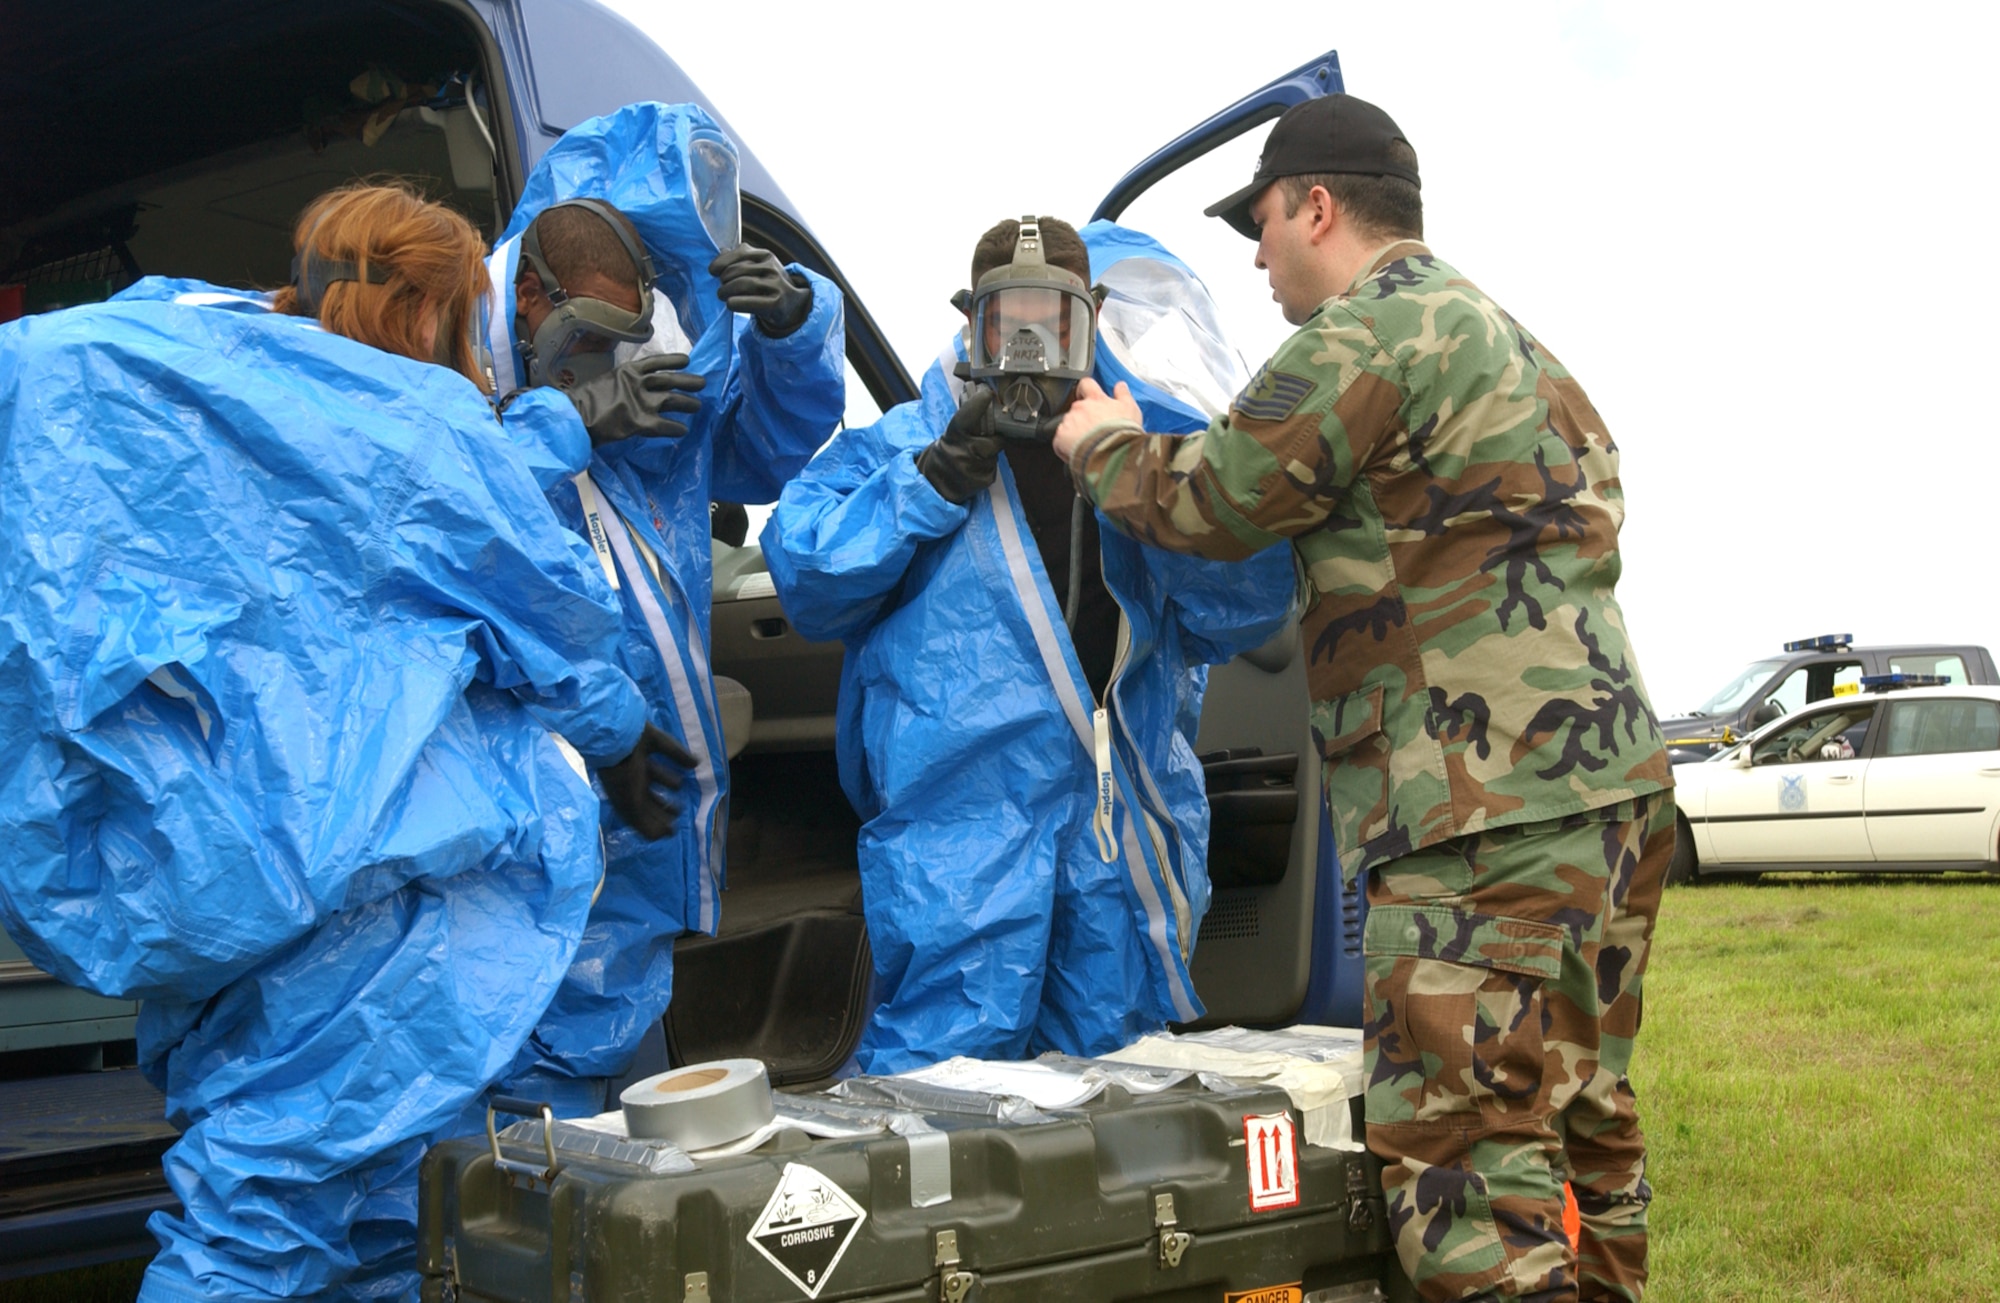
[515,198,660,391]
[954,217,1102,441]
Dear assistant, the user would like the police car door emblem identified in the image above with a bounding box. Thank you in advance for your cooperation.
[748,1163,868,1299]
[1244,1112,1300,1211]
[1779,774,1806,812]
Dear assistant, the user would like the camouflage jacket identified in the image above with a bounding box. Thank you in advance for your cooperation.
[1068,240,1671,877]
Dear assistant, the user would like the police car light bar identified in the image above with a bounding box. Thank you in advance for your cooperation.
[1783,633,1852,652]
[1860,673,1948,693]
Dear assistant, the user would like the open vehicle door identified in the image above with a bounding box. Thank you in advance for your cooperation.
[1093,52,1343,224]
[1088,51,1360,1029]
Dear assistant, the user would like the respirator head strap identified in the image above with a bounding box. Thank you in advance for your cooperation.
[291,206,394,315]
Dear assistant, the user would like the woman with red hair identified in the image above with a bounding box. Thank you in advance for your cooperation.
[274,180,494,390]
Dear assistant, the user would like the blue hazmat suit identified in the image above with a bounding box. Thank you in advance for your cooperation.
[761,223,1294,1073]
[0,282,643,1303]
[476,102,845,1117]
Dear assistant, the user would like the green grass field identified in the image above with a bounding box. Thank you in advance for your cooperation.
[1638,874,2000,1300]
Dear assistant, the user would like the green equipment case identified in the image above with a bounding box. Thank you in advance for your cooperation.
[419,1078,1402,1303]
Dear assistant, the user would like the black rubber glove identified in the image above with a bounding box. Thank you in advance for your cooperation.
[597,723,697,841]
[915,386,1003,505]
[709,245,813,337]
[566,353,705,446]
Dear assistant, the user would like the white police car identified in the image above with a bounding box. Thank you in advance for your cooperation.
[1669,676,2000,883]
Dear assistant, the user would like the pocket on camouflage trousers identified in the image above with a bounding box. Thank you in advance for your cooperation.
[1365,902,1563,1123]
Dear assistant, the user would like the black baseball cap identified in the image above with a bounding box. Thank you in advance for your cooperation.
[1205,94,1419,239]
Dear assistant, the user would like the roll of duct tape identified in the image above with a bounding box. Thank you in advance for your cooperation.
[620,1059,775,1150]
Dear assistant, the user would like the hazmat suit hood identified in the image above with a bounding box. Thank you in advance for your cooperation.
[491,102,740,435]
[1081,220,1250,424]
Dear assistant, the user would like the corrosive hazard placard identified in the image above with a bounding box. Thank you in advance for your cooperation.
[1244,1112,1299,1211]
[748,1162,868,1298]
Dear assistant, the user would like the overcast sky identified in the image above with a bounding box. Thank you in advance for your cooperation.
[606,0,2000,713]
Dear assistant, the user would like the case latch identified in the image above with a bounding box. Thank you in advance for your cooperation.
[1346,1162,1375,1233]
[935,1229,977,1303]
[1155,1193,1192,1269]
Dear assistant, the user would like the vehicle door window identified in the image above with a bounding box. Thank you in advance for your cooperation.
[1887,653,1969,684]
[1764,660,1863,716]
[1882,698,2000,757]
[1752,705,1874,765]
[1696,658,1785,715]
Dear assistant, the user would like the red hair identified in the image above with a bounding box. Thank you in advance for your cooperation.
[273,182,491,393]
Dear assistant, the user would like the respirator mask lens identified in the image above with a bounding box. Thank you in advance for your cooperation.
[967,281,1097,439]
[687,131,742,253]
[972,285,1094,375]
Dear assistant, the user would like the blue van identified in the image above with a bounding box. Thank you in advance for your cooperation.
[0,0,1354,1276]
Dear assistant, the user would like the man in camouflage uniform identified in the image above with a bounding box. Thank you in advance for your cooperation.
[1053,95,1674,1303]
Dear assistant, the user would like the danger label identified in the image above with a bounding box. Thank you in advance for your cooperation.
[748,1162,867,1299]
[1224,1286,1303,1303]
[1244,1112,1299,1211]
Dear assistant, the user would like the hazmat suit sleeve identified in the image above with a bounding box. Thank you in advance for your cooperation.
[761,374,968,644]
[708,265,847,504]
[498,382,595,491]
[1151,545,1297,667]
[391,401,646,766]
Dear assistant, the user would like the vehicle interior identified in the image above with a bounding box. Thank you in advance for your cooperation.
[1760,659,1863,719]
[3,2,517,309]
[1750,704,1875,765]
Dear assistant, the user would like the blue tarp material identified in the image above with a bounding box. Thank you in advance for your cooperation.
[475,102,846,1114]
[0,282,642,1301]
[763,223,1295,1073]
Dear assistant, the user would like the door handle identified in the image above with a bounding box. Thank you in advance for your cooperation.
[1199,750,1300,785]
[1980,767,2000,777]
[1202,750,1300,830]
[1827,774,1854,784]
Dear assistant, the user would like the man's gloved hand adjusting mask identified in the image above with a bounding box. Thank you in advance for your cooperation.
[710,245,813,337]
[916,386,1003,505]
[598,723,697,841]
[566,353,705,445]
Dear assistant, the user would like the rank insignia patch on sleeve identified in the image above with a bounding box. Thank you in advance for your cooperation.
[1233,365,1318,422]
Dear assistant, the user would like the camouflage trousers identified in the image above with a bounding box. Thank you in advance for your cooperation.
[1362,791,1672,1302]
